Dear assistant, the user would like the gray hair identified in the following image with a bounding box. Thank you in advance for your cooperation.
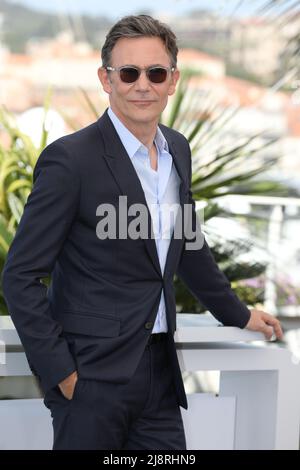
[101,14,178,68]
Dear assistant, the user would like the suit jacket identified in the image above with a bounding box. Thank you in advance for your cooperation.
[1,108,251,409]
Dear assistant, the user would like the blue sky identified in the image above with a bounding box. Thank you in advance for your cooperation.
[9,0,266,19]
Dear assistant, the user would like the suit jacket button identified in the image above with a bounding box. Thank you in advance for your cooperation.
[145,321,153,330]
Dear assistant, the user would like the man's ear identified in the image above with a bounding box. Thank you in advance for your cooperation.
[97,66,112,94]
[168,69,180,96]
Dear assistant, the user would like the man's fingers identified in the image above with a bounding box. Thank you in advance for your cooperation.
[247,309,284,340]
[262,313,277,325]
[262,313,284,339]
[262,324,274,340]
[273,322,283,339]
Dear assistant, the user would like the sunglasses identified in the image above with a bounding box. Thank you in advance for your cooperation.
[105,65,175,84]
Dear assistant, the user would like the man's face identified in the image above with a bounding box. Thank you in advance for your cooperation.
[98,36,180,127]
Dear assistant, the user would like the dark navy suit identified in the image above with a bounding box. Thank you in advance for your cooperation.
[1,109,251,449]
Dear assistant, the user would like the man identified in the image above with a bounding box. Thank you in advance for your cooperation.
[1,15,283,450]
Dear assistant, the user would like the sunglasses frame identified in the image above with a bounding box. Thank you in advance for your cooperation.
[105,65,176,83]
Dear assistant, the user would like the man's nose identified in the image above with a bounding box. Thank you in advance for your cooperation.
[135,70,151,90]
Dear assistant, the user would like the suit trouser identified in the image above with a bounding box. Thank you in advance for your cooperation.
[43,335,187,450]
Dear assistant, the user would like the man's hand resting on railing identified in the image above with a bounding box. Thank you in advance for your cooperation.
[58,371,78,400]
[245,308,283,340]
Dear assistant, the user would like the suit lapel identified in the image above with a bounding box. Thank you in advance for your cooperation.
[97,109,189,278]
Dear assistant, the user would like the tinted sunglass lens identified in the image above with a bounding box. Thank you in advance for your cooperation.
[119,67,139,83]
[148,68,168,83]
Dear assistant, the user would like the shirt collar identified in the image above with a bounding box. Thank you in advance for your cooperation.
[107,107,169,159]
